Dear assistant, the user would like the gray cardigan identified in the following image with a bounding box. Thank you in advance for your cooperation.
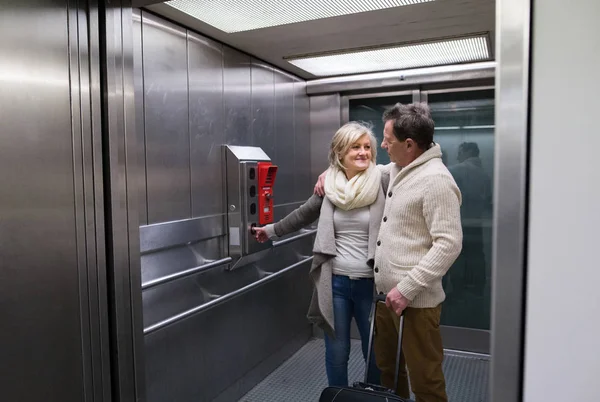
[267,174,389,337]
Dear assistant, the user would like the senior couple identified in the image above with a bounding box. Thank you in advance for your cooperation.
[253,102,463,402]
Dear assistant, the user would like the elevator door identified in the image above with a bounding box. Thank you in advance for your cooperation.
[348,88,494,354]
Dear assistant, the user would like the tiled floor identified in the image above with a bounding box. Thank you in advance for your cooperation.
[239,338,489,402]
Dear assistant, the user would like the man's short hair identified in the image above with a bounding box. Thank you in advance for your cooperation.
[382,102,435,149]
[459,142,480,158]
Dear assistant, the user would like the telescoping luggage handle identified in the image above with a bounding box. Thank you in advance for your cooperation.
[364,294,405,393]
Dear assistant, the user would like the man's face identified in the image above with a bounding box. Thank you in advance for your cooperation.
[457,146,467,163]
[382,120,413,167]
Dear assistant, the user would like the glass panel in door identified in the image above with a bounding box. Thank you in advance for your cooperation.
[428,89,495,332]
[348,89,495,352]
[348,94,413,165]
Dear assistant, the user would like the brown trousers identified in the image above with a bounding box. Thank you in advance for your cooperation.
[374,303,447,402]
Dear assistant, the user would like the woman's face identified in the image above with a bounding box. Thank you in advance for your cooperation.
[341,134,372,174]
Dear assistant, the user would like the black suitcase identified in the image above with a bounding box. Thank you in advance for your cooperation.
[319,295,413,401]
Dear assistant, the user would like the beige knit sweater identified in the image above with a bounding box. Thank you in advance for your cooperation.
[374,144,463,308]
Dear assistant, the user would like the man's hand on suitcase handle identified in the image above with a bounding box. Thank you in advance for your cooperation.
[386,287,409,316]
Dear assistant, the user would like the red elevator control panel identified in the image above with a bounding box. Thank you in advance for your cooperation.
[257,162,278,225]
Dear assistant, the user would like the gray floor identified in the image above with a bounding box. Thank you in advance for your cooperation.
[239,338,489,402]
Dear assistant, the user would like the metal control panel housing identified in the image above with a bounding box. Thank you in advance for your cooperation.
[223,145,273,269]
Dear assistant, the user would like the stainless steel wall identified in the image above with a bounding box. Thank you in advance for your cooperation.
[133,10,314,402]
[0,1,110,401]
[310,95,342,184]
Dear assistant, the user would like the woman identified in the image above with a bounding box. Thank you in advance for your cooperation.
[254,122,389,387]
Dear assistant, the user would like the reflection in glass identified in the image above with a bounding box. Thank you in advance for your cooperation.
[348,95,413,165]
[430,89,494,331]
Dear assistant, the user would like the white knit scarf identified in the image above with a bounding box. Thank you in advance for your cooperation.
[324,162,381,211]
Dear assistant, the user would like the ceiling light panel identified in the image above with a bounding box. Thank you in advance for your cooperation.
[287,36,491,77]
[165,0,435,33]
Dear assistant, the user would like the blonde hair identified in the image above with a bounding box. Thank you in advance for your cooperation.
[328,122,378,171]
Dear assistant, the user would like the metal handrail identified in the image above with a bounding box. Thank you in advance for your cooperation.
[272,229,317,248]
[141,257,233,291]
[143,256,314,335]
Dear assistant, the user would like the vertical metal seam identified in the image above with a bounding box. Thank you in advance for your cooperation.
[186,29,193,218]
[67,0,93,400]
[140,10,149,225]
[78,4,97,400]
[292,79,297,200]
[119,4,145,399]
[87,0,111,398]
[518,1,534,399]
[79,2,101,399]
[250,55,254,144]
[83,2,106,398]
[221,44,227,258]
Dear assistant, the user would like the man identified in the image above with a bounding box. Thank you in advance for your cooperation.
[374,102,462,402]
[315,102,462,401]
[446,142,491,302]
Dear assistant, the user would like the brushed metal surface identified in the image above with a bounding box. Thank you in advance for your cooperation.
[223,147,272,262]
[306,61,496,95]
[69,2,111,399]
[144,260,313,402]
[188,31,225,218]
[144,256,313,334]
[225,145,271,161]
[133,8,148,225]
[441,326,490,355]
[272,229,318,248]
[293,79,312,199]
[68,2,93,399]
[142,11,191,223]
[88,2,113,399]
[132,12,316,402]
[140,214,226,253]
[274,70,296,204]
[0,0,109,400]
[251,58,276,157]
[142,236,223,282]
[102,2,146,400]
[223,46,252,145]
[142,257,233,290]
[490,0,531,401]
[310,95,341,183]
[211,329,312,402]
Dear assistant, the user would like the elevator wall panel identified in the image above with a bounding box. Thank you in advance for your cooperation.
[251,58,276,158]
[145,262,313,402]
[134,11,315,402]
[142,12,191,223]
[133,10,148,225]
[0,1,107,400]
[310,94,341,184]
[274,71,296,205]
[294,79,312,199]
[224,46,252,145]
[188,33,225,218]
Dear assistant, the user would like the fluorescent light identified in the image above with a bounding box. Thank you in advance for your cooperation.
[436,125,495,131]
[287,35,491,77]
[464,125,495,129]
[165,0,435,33]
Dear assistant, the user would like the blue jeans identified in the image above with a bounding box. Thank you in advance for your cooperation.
[324,275,381,387]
